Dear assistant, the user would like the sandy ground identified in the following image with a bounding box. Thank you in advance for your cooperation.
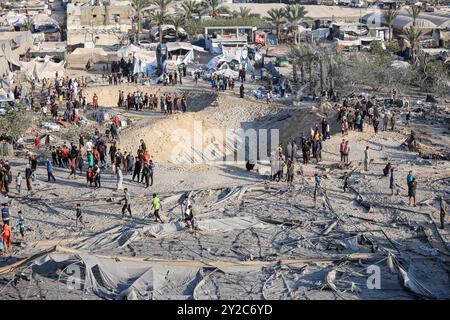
[0,76,449,300]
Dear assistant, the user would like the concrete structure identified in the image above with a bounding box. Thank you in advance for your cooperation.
[67,1,133,31]
[66,0,133,46]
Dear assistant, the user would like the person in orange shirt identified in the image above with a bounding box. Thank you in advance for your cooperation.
[92,93,98,110]
[35,135,41,150]
[2,223,11,254]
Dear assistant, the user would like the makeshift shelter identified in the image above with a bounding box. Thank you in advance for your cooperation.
[117,44,158,75]
[165,42,195,66]
[20,56,65,81]
[68,47,110,66]
[206,48,254,73]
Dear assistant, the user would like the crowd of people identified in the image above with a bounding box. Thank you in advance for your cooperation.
[117,91,188,114]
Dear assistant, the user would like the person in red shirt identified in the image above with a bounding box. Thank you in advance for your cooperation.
[143,151,151,165]
[2,223,11,253]
[92,93,98,110]
[35,135,41,150]
[114,116,120,127]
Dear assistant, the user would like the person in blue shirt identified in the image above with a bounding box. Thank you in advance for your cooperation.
[46,158,56,182]
[1,203,10,225]
[407,171,414,185]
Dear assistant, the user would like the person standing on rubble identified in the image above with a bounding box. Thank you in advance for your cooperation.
[364,146,370,172]
[440,196,448,229]
[286,157,295,188]
[313,173,321,201]
[407,174,417,207]
[342,172,349,193]
[239,84,244,98]
[390,113,396,131]
[122,188,132,218]
[389,168,398,196]
[405,111,411,127]
[343,140,350,164]
[151,193,164,223]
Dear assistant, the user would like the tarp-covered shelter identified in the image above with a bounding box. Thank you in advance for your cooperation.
[117,44,158,75]
[20,56,65,81]
[0,31,33,76]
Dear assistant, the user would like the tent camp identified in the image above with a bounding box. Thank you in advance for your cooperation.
[20,56,65,81]
[206,48,255,73]
[117,44,158,75]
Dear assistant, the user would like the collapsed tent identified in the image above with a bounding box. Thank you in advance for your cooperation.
[20,56,65,81]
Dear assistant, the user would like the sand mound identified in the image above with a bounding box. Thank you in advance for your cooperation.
[119,112,235,163]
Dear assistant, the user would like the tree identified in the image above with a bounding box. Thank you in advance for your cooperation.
[24,16,34,31]
[171,15,185,40]
[132,0,150,41]
[151,0,174,43]
[284,5,308,44]
[267,8,286,43]
[405,25,422,63]
[180,0,200,19]
[384,8,398,42]
[408,5,422,26]
[232,7,251,20]
[0,104,34,142]
[202,0,230,17]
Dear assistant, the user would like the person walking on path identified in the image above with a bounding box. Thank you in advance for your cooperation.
[46,159,56,182]
[75,204,85,229]
[151,193,164,223]
[122,188,132,218]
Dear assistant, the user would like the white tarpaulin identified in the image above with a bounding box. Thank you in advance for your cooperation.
[206,49,254,72]
[20,56,65,81]
[75,216,268,252]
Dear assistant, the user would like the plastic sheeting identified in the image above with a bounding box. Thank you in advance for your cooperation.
[76,216,268,252]
[34,251,204,300]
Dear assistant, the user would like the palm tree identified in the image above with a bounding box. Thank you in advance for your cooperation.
[384,8,398,42]
[202,0,229,17]
[171,15,185,40]
[24,16,34,32]
[132,0,150,40]
[284,5,308,44]
[405,25,422,63]
[180,0,200,19]
[267,8,286,43]
[151,0,174,43]
[408,5,422,27]
[232,7,251,20]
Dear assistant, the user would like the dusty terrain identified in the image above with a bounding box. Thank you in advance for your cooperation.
[0,76,449,300]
